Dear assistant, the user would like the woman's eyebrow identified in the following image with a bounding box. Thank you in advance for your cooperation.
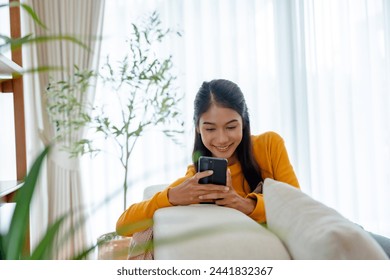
[226,119,239,125]
[202,119,239,125]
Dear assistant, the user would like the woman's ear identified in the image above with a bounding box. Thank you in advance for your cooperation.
[196,126,200,133]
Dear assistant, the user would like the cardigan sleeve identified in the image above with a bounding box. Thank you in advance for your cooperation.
[116,187,172,236]
[253,131,300,189]
[268,132,300,188]
[246,132,300,223]
[246,192,267,223]
[116,167,195,236]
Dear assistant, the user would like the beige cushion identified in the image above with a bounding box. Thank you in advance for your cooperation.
[153,204,291,259]
[263,178,389,260]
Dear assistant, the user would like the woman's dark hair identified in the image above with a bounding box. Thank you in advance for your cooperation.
[192,79,262,191]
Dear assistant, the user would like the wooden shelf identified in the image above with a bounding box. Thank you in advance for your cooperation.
[0,180,23,201]
[0,53,23,73]
[0,0,29,255]
[0,54,23,80]
[0,0,26,182]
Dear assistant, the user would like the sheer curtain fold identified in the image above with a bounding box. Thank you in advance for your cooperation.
[302,0,390,234]
[273,0,311,191]
[24,0,105,259]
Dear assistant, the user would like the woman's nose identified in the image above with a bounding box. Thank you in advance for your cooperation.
[216,130,229,143]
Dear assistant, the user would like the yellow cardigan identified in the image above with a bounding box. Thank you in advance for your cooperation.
[116,131,300,236]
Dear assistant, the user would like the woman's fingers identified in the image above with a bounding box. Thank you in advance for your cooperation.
[226,168,232,189]
[170,171,230,204]
[194,170,213,181]
[198,185,229,199]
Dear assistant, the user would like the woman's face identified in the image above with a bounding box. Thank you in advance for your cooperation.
[198,104,243,165]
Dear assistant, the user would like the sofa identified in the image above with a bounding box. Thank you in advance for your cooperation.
[149,179,388,260]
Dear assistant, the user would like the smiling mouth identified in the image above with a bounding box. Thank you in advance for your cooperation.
[214,144,231,152]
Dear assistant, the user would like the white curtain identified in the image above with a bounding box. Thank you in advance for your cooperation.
[83,0,390,249]
[300,0,390,235]
[23,0,105,259]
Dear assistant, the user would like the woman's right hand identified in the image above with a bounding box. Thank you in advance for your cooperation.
[167,170,229,205]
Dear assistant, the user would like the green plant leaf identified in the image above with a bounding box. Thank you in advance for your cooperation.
[19,3,47,29]
[0,2,47,29]
[22,65,65,74]
[4,146,50,260]
[0,234,5,260]
[7,35,90,52]
[72,240,100,260]
[6,65,65,79]
[29,215,66,260]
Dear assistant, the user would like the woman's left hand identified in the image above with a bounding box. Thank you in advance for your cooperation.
[199,169,256,215]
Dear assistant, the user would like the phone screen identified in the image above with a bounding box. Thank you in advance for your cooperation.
[198,156,227,185]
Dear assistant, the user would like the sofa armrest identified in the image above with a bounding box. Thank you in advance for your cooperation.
[153,204,291,260]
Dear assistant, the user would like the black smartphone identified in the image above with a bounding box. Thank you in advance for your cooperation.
[198,156,228,185]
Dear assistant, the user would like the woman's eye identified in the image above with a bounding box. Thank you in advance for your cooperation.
[226,126,237,130]
[205,128,215,131]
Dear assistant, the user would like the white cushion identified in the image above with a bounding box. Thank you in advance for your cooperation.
[153,204,291,260]
[263,178,389,260]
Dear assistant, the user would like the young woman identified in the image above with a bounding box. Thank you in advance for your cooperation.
[116,79,300,236]
[117,79,390,259]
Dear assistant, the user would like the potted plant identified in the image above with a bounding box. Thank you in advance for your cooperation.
[46,11,183,208]
[96,11,183,211]
[44,12,184,259]
[94,11,184,259]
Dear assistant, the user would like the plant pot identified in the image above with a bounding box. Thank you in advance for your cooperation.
[97,231,131,260]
